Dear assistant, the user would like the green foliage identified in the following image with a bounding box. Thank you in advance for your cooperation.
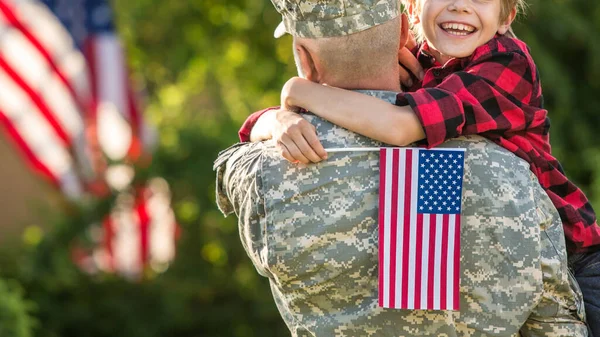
[0,279,36,337]
[1,0,600,336]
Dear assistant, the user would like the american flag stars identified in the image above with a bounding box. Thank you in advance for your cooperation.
[417,151,464,214]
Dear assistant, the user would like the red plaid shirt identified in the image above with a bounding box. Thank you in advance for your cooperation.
[398,35,599,253]
[238,35,600,253]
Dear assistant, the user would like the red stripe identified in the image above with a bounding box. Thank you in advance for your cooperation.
[126,79,143,161]
[440,214,450,309]
[454,214,461,310]
[136,194,151,269]
[103,216,115,272]
[0,2,87,111]
[388,149,400,307]
[401,149,413,308]
[427,214,436,310]
[0,55,71,146]
[378,148,387,307]
[83,39,99,120]
[414,212,424,308]
[0,109,59,186]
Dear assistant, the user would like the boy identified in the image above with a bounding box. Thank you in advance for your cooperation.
[241,0,600,329]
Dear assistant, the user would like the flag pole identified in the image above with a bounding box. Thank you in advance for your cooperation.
[325,147,467,153]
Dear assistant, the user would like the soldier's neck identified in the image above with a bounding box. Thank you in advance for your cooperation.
[321,66,401,92]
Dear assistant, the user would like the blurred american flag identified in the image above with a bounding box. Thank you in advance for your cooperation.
[0,0,176,278]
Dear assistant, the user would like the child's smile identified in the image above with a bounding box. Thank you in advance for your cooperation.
[415,0,513,64]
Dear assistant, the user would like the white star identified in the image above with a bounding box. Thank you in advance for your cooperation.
[426,158,430,163]
[420,195,424,200]
[438,206,442,211]
[458,154,462,158]
[425,180,430,184]
[434,180,438,184]
[434,169,439,174]
[425,201,429,205]
[443,201,447,206]
[421,164,425,168]
[435,159,439,163]
[429,206,433,211]
[440,153,444,158]
[420,206,424,210]
[444,159,448,163]
[421,153,426,157]
[420,175,425,179]
[429,196,433,200]
[433,201,438,205]
[434,190,438,195]
[449,154,453,158]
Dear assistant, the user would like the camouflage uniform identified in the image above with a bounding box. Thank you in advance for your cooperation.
[215,91,587,336]
[272,0,399,38]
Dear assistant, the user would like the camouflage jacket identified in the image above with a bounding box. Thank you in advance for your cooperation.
[215,91,587,336]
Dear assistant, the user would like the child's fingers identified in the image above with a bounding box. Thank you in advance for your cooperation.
[286,127,322,163]
[278,134,310,164]
[399,67,413,88]
[294,134,323,163]
[398,47,424,80]
[278,144,297,164]
[303,129,327,160]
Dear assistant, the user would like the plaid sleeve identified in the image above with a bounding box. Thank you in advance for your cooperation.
[396,52,547,149]
[238,107,279,142]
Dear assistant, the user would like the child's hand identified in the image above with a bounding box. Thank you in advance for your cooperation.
[271,109,327,164]
[398,13,424,87]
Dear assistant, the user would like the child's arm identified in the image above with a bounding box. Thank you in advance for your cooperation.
[394,49,547,150]
[281,77,425,146]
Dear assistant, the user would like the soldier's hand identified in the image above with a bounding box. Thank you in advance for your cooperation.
[271,109,327,164]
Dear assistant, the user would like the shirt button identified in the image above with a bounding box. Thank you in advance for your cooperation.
[432,69,441,77]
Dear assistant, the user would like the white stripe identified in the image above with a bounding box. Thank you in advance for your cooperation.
[394,148,406,308]
[447,214,457,309]
[420,214,431,309]
[433,213,444,310]
[0,70,82,197]
[114,207,142,278]
[95,34,128,119]
[406,149,419,308]
[382,149,393,307]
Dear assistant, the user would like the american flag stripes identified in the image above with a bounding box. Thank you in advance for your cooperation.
[379,148,465,311]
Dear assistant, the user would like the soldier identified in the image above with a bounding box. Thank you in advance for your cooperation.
[215,0,587,335]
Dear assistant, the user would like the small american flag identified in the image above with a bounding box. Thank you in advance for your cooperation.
[378,147,465,311]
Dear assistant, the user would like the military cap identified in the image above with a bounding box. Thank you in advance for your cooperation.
[272,0,399,38]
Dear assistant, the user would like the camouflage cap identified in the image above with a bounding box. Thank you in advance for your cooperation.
[271,0,399,38]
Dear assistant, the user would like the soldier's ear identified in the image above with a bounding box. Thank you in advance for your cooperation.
[294,43,321,83]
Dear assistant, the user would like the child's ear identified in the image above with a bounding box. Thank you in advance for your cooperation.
[498,7,517,35]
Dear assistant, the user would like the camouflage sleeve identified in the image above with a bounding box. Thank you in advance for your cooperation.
[213,142,272,278]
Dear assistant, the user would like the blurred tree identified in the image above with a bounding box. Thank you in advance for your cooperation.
[1,0,599,336]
